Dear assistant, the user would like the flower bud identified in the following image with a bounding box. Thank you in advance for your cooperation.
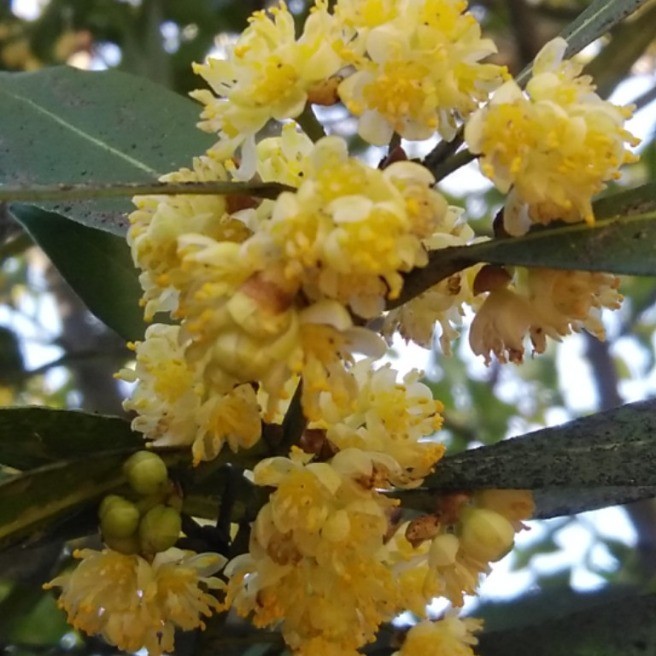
[98,495,140,539]
[226,290,292,338]
[103,534,140,555]
[138,504,182,554]
[428,533,460,569]
[458,508,515,563]
[123,450,169,496]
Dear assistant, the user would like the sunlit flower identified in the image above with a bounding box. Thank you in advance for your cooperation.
[119,324,262,464]
[316,360,445,486]
[338,0,507,144]
[225,449,400,653]
[393,612,483,656]
[128,152,250,320]
[191,2,344,142]
[248,135,449,316]
[45,548,225,656]
[465,37,639,235]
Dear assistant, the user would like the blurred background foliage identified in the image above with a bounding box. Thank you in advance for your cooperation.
[1,0,656,653]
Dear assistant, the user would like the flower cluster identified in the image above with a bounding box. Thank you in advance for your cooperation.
[469,265,623,364]
[45,0,641,654]
[465,37,639,236]
[45,548,225,656]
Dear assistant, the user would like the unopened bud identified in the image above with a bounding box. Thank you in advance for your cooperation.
[123,451,169,496]
[104,534,140,555]
[227,290,292,338]
[458,508,515,563]
[98,495,140,539]
[428,533,460,568]
[138,504,182,554]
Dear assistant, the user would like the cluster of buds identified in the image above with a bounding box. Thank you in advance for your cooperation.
[99,451,182,556]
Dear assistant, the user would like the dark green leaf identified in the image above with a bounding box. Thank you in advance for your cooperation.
[516,0,652,86]
[0,66,213,234]
[11,204,146,340]
[0,452,129,549]
[533,486,656,519]
[393,184,656,308]
[478,592,656,656]
[0,407,140,470]
[396,399,656,516]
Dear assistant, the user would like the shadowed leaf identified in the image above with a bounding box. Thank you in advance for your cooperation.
[0,66,213,234]
[12,204,146,340]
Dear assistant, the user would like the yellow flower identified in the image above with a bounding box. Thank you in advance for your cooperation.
[316,360,445,486]
[465,37,639,235]
[191,1,344,140]
[119,324,262,464]
[128,152,249,320]
[394,612,483,656]
[383,212,480,354]
[469,266,622,365]
[256,123,315,187]
[120,324,201,447]
[249,135,449,315]
[225,449,400,654]
[338,0,507,145]
[45,548,225,656]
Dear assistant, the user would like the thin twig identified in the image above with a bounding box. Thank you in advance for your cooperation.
[0,180,292,203]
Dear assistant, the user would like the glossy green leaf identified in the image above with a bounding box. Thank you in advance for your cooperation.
[478,593,656,656]
[0,66,213,235]
[11,204,146,340]
[396,398,656,516]
[0,407,140,470]
[393,183,656,308]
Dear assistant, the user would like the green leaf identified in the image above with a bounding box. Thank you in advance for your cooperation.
[393,183,656,308]
[0,407,140,470]
[11,204,146,340]
[457,210,656,274]
[478,592,656,656]
[0,66,213,235]
[583,3,656,98]
[396,398,656,516]
[0,452,129,550]
[515,0,652,86]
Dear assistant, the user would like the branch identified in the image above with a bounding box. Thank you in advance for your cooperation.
[0,180,293,203]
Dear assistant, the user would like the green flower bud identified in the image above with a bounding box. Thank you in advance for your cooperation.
[123,451,169,496]
[103,534,140,555]
[98,494,124,520]
[458,508,515,563]
[138,504,182,554]
[98,495,140,539]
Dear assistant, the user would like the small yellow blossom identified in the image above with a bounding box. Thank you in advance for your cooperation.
[338,0,507,144]
[469,266,623,365]
[383,212,481,354]
[226,450,400,654]
[119,324,262,463]
[128,153,252,320]
[316,359,445,486]
[45,548,225,656]
[248,135,449,315]
[394,613,483,656]
[191,2,344,141]
[256,123,315,187]
[465,37,639,235]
